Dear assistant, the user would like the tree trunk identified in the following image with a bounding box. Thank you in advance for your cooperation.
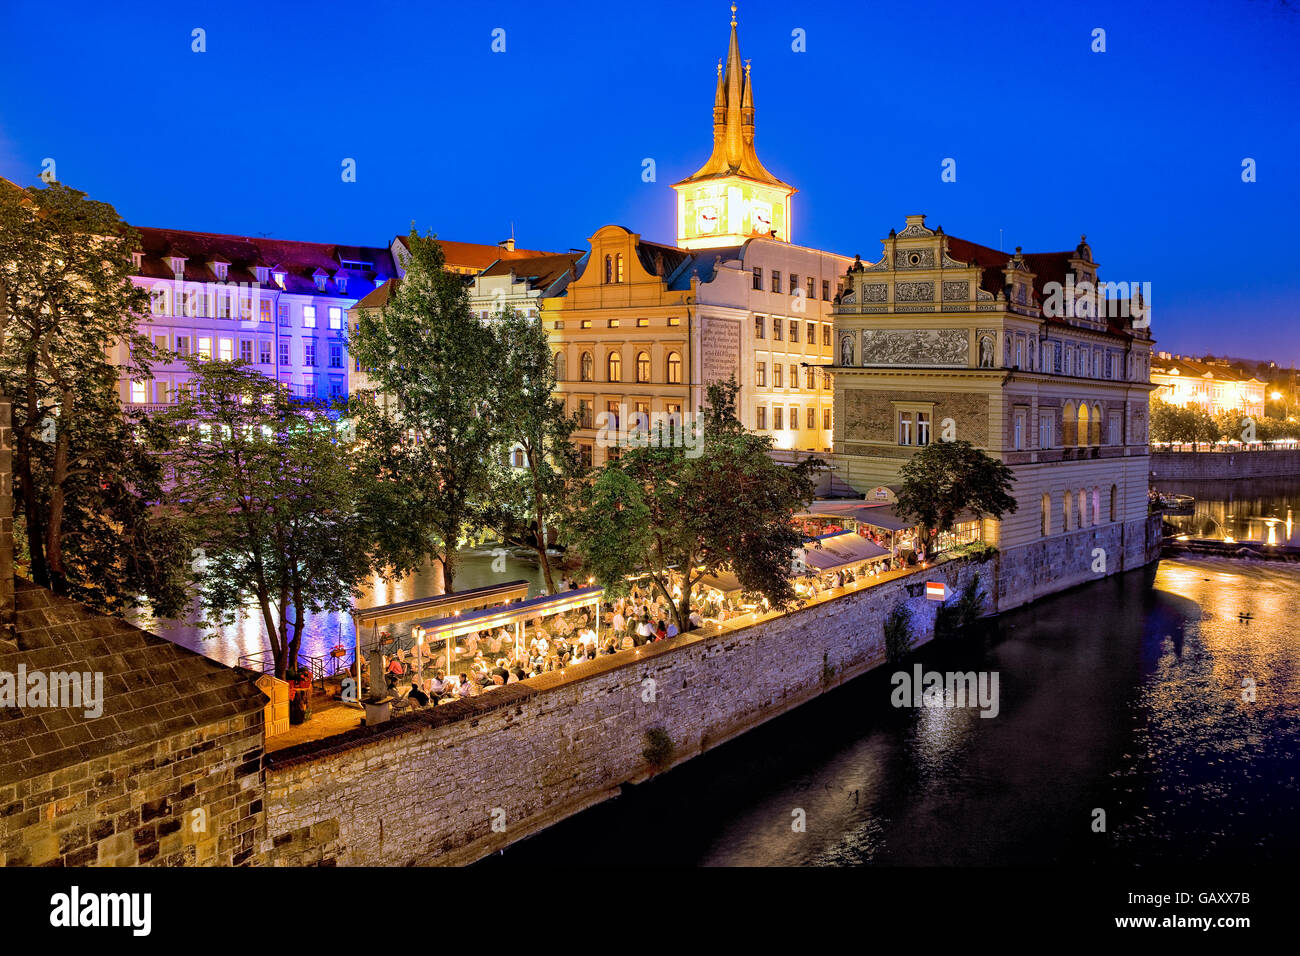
[43,390,74,594]
[18,352,49,588]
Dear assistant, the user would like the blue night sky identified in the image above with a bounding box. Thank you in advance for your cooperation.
[1,0,1297,363]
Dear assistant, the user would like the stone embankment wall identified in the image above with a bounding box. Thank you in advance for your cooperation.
[1150,450,1300,481]
[263,515,1160,867]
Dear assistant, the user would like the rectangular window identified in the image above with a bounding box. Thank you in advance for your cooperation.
[1015,340,1023,368]
[917,411,931,446]
[1039,417,1053,449]
[303,305,317,328]
[790,274,800,295]
[606,401,620,431]
[804,366,815,389]
[808,278,816,300]
[636,317,649,327]
[130,380,148,404]
[756,406,767,430]
[239,340,253,363]
[1014,409,1026,450]
[279,339,291,366]
[772,271,782,294]
[823,408,832,431]
[807,407,816,430]
[807,322,816,344]
[197,336,212,360]
[175,336,189,357]
[753,268,763,291]
[305,341,317,367]
[219,338,233,361]
[756,362,767,387]
[791,406,800,430]
[898,411,914,446]
[755,316,765,339]
[822,280,830,301]
[259,340,272,365]
[329,343,343,368]
[260,299,272,323]
[789,321,798,343]
[822,324,831,347]
[330,378,344,398]
[774,364,783,388]
[153,333,168,351]
[789,364,798,389]
[329,307,343,331]
[580,319,592,329]
[667,316,680,326]
[279,303,290,326]
[608,318,619,328]
[773,318,782,341]
[578,399,593,429]
[774,406,784,430]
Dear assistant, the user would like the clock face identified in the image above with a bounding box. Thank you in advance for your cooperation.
[695,204,719,234]
[750,202,772,234]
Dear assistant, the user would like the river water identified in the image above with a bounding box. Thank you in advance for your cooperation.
[479,481,1300,867]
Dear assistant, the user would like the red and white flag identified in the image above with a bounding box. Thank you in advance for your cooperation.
[926,582,946,601]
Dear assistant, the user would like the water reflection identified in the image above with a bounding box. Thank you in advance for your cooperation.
[1161,476,1300,545]
[131,548,546,667]
[483,554,1300,866]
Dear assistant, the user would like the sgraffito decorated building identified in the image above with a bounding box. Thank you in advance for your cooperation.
[829,216,1157,601]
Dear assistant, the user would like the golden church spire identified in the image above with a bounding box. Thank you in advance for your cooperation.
[673,4,796,249]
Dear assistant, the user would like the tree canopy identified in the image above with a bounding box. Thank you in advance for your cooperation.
[893,439,1017,555]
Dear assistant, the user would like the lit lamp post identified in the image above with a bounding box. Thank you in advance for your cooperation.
[413,625,424,692]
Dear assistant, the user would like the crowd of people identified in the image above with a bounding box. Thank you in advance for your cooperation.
[367,561,897,708]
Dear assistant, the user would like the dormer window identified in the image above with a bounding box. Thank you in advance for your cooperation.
[168,257,186,277]
[212,261,229,280]
[272,270,286,289]
[336,276,347,294]
[255,266,270,284]
[315,276,326,292]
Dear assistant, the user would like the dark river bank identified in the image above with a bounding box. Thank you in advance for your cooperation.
[482,556,1299,865]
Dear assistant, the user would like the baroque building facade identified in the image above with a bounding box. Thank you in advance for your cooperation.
[545,8,848,466]
[830,215,1156,575]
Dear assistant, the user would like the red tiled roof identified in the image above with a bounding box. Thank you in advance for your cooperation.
[393,235,556,272]
[479,252,582,289]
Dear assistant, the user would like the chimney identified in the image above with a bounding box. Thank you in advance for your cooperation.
[0,398,14,644]
[499,238,515,252]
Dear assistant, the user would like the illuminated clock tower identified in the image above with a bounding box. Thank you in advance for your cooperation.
[673,4,796,250]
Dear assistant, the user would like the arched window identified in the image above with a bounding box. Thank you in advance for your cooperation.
[1091,404,1102,445]
[1041,493,1051,537]
[615,253,624,283]
[1063,490,1073,532]
[1092,487,1101,526]
[554,351,567,383]
[636,351,651,383]
[607,351,622,382]
[666,351,682,384]
[1062,402,1077,446]
[1078,488,1088,528]
[1110,484,1118,522]
[1077,403,1090,447]
[580,351,593,382]
[603,255,613,283]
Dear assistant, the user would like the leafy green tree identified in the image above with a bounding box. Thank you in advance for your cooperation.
[894,440,1017,557]
[565,378,819,632]
[479,307,584,592]
[348,232,497,590]
[0,180,185,610]
[164,361,373,678]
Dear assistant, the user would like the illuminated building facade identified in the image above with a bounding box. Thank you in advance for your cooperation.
[124,229,393,408]
[547,7,848,466]
[830,218,1156,553]
[1150,353,1266,418]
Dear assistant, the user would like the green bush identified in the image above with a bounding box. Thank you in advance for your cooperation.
[643,727,675,769]
[884,604,913,663]
[935,574,987,640]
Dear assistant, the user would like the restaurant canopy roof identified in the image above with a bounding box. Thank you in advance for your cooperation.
[699,571,744,595]
[415,585,604,640]
[802,532,890,570]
